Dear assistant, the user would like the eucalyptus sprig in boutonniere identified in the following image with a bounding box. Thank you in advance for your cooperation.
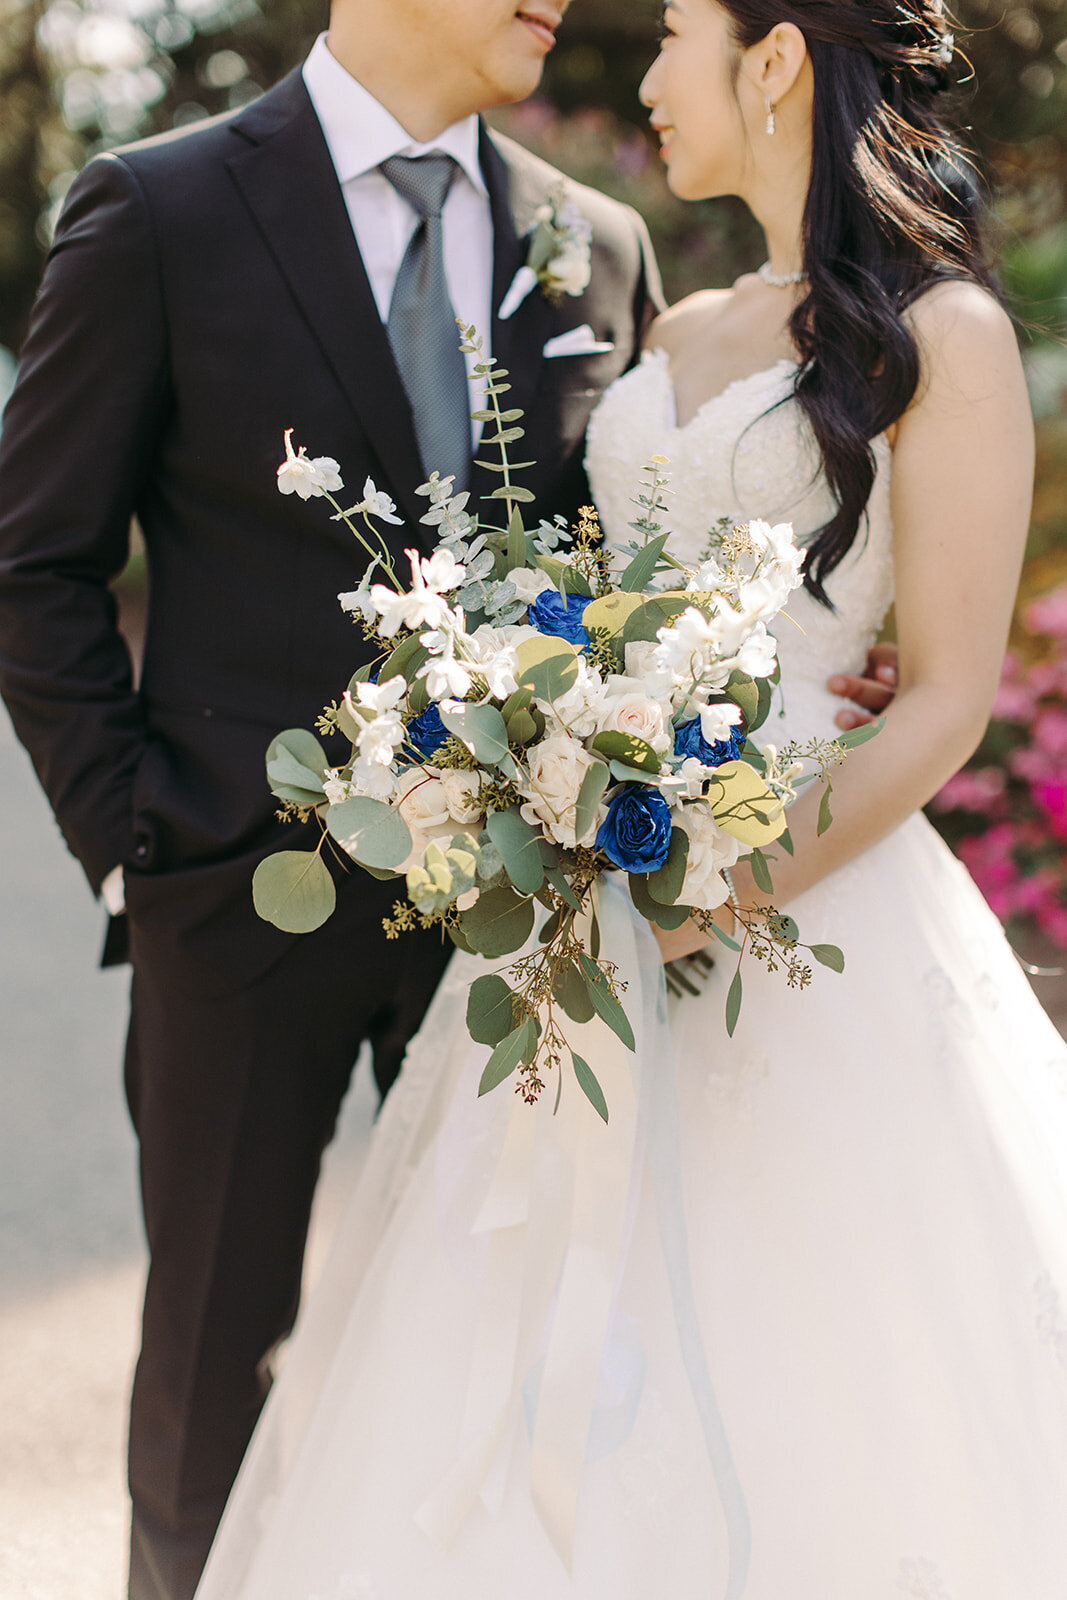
[499,184,593,322]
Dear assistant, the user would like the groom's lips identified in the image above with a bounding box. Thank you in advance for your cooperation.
[516,8,561,49]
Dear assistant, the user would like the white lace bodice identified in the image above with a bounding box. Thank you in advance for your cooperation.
[585,348,895,745]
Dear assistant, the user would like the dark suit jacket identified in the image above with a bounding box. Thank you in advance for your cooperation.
[0,68,663,990]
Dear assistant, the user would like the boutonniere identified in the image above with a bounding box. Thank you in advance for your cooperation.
[498,185,593,321]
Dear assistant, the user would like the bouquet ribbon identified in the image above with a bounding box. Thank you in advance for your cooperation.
[415,878,752,1595]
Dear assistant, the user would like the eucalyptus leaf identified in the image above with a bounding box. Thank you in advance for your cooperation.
[705,761,787,846]
[618,531,671,593]
[543,864,582,912]
[574,759,610,848]
[266,746,326,801]
[440,702,510,767]
[507,507,527,571]
[647,826,690,905]
[837,717,885,748]
[478,1016,538,1096]
[810,943,846,973]
[591,730,662,775]
[629,870,690,930]
[778,827,795,856]
[252,850,336,934]
[326,796,412,869]
[460,885,536,956]
[485,808,545,896]
[466,973,518,1047]
[748,846,774,896]
[506,707,538,745]
[581,590,646,638]
[708,920,742,953]
[265,728,330,794]
[572,1050,609,1124]
[817,784,834,837]
[723,670,760,729]
[554,960,597,1023]
[620,591,692,648]
[533,554,593,598]
[381,632,430,686]
[577,953,636,1051]
[514,635,581,702]
[539,907,565,945]
[725,968,743,1037]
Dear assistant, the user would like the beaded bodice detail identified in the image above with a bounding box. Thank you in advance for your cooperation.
[585,348,895,745]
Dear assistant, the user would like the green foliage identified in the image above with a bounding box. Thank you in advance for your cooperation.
[647,825,690,905]
[590,730,661,774]
[725,968,743,1038]
[514,635,581,701]
[810,943,846,973]
[485,807,545,895]
[576,952,635,1050]
[440,701,512,771]
[326,795,411,870]
[265,727,328,805]
[252,848,336,934]
[572,1050,609,1123]
[466,973,518,1046]
[629,869,690,930]
[478,1016,539,1096]
[460,885,536,956]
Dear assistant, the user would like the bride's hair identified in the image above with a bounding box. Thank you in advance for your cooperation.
[722,0,998,605]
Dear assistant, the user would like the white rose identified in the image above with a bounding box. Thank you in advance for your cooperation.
[506,566,554,605]
[675,802,741,912]
[541,656,607,740]
[597,690,672,756]
[439,768,487,825]
[547,240,592,297]
[519,732,597,847]
[395,767,451,833]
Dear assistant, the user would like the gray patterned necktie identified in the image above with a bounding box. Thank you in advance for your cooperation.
[380,154,472,492]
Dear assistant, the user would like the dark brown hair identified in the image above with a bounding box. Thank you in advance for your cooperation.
[723,0,997,604]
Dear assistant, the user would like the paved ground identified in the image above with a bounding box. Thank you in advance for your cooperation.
[2,699,1065,1600]
[0,706,376,1600]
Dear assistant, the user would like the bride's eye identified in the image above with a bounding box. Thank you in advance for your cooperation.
[657,6,677,40]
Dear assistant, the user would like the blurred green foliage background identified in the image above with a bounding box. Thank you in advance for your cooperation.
[2,0,1065,580]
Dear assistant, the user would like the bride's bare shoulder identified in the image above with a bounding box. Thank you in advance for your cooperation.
[644,288,734,356]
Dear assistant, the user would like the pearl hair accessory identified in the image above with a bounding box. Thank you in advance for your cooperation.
[764,96,776,136]
[757,262,805,288]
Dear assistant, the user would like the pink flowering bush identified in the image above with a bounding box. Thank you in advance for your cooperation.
[929,583,1067,947]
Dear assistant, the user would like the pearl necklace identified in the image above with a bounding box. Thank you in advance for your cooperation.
[757,261,805,288]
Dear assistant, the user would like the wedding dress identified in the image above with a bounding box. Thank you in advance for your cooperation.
[195,352,1067,1600]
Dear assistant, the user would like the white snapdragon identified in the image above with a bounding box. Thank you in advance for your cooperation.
[653,607,717,678]
[338,588,378,622]
[322,768,356,807]
[357,712,404,767]
[506,566,554,605]
[675,803,742,912]
[371,548,466,637]
[341,476,403,526]
[348,755,400,801]
[419,646,474,702]
[686,557,728,594]
[276,430,343,500]
[354,675,406,715]
[733,621,778,679]
[420,547,468,593]
[519,731,598,848]
[699,700,744,746]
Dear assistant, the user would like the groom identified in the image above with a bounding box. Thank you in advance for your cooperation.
[0,2,893,1596]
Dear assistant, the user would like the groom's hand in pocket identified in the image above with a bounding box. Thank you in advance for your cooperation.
[828,642,898,730]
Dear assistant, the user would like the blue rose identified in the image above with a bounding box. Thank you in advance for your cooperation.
[596,785,674,874]
[404,703,448,761]
[528,588,591,649]
[674,717,745,768]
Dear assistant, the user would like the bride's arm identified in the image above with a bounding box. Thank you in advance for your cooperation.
[655,279,1034,960]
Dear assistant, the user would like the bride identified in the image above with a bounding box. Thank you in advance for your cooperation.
[197,2,1067,1596]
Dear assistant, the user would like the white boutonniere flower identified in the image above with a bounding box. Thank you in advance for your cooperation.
[499,185,593,321]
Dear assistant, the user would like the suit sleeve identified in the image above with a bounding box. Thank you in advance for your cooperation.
[0,154,168,894]
[628,206,667,344]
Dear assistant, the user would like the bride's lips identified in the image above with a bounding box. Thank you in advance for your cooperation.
[515,8,561,49]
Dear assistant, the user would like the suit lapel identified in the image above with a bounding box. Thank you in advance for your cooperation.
[474,127,553,517]
[225,72,428,533]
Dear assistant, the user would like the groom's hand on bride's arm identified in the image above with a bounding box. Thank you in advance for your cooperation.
[827,642,898,731]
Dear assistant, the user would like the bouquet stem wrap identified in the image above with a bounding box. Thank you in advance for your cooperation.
[416,878,751,1595]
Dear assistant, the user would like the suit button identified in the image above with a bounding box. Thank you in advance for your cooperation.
[135,843,148,859]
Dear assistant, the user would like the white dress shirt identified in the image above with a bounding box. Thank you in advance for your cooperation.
[302,33,494,445]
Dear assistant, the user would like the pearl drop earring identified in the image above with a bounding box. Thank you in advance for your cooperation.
[765,97,776,137]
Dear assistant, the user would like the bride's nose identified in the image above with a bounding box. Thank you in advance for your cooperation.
[639,57,661,110]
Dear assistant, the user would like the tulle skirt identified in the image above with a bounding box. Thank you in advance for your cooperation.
[195,813,1067,1600]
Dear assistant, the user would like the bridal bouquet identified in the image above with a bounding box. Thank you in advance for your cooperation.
[256,329,865,1118]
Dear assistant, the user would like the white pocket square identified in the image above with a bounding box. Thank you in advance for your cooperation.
[542,325,615,359]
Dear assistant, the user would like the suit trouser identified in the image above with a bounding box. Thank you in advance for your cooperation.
[122,888,452,1600]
